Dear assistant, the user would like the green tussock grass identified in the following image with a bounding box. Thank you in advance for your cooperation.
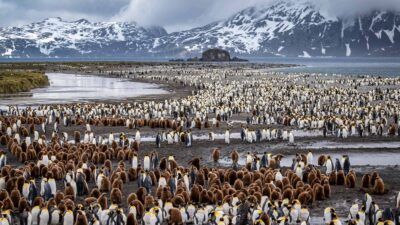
[0,71,49,94]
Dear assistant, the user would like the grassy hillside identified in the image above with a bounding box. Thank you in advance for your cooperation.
[0,71,49,94]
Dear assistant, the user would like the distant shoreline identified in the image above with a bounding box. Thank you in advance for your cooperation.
[1,56,400,63]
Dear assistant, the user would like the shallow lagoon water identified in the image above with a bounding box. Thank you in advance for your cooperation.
[3,57,400,76]
[254,57,400,77]
[217,139,400,167]
[219,151,400,167]
[0,73,167,107]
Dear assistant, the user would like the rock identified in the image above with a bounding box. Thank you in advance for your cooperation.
[201,49,231,61]
[181,48,248,62]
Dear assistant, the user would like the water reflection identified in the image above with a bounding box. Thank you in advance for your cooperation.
[0,73,168,106]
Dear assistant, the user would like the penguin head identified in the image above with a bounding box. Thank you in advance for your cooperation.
[76,204,84,210]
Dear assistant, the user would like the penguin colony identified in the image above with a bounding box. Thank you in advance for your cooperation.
[0,64,400,225]
[0,135,398,225]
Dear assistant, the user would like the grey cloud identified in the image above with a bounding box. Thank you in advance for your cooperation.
[0,0,400,31]
[113,0,270,32]
[312,0,400,18]
[114,0,400,32]
[0,0,129,27]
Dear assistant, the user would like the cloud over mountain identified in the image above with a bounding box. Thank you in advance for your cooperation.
[2,0,399,32]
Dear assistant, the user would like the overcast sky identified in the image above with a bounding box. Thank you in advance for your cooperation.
[1,0,400,32]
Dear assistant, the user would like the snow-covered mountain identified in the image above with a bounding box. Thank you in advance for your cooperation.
[1,1,400,58]
[0,17,167,57]
[154,1,400,57]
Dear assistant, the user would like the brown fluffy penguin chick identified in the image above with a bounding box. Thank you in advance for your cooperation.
[243,173,253,187]
[127,193,137,206]
[169,208,183,224]
[336,171,345,185]
[6,177,17,194]
[0,136,7,146]
[74,131,81,144]
[199,190,208,204]
[189,158,201,170]
[233,179,244,190]
[323,181,331,198]
[298,191,312,205]
[54,192,65,205]
[190,185,200,204]
[66,198,76,209]
[227,170,237,185]
[161,187,171,203]
[171,195,185,207]
[90,188,101,198]
[297,191,309,205]
[268,159,277,169]
[307,172,317,185]
[260,212,270,225]
[373,176,385,195]
[74,210,88,225]
[18,197,29,213]
[282,188,293,200]
[159,158,167,171]
[318,155,326,166]
[98,152,106,164]
[111,179,123,191]
[2,197,14,211]
[128,168,137,181]
[361,174,370,189]
[169,160,178,171]
[231,150,239,163]
[127,213,138,225]
[84,197,97,206]
[119,171,128,183]
[98,193,108,210]
[64,183,75,199]
[370,171,379,186]
[212,148,220,163]
[345,173,356,188]
[110,188,122,205]
[270,190,281,201]
[195,172,205,186]
[313,184,325,201]
[136,187,147,204]
[144,195,154,209]
[131,200,144,219]
[10,188,21,209]
[100,177,111,192]
[328,172,337,185]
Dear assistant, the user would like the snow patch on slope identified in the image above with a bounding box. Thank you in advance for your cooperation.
[299,51,311,58]
[345,43,351,56]
[383,26,396,43]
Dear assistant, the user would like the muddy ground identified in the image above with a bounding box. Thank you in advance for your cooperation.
[1,63,400,224]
